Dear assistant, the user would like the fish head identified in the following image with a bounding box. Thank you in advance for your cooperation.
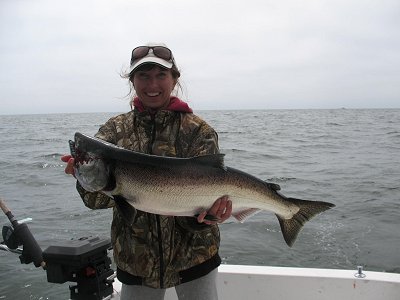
[69,138,111,192]
[73,152,111,192]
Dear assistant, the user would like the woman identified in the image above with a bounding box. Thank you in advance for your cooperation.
[62,43,232,300]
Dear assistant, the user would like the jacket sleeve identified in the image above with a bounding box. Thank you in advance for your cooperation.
[186,121,220,157]
[76,181,115,209]
[76,119,118,210]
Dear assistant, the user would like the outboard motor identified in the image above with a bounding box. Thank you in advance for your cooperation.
[1,198,115,300]
[43,236,114,300]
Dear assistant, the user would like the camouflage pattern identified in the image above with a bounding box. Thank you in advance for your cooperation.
[76,109,220,288]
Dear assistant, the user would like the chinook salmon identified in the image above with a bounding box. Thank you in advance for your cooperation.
[69,132,335,247]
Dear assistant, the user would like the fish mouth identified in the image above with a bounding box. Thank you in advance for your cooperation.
[74,155,111,192]
[69,139,112,192]
[69,139,96,165]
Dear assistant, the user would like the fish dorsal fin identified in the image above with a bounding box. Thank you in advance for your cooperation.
[192,154,226,169]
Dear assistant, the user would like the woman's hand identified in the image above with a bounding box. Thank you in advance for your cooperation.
[61,155,75,176]
[197,196,232,225]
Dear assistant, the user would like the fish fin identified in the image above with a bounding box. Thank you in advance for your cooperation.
[265,182,281,191]
[114,196,137,225]
[233,208,262,223]
[276,198,335,247]
[192,154,226,169]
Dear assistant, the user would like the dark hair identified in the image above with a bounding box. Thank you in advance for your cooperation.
[122,63,183,102]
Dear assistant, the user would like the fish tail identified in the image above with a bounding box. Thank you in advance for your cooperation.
[276,198,335,247]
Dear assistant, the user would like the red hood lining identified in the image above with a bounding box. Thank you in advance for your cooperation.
[132,96,193,113]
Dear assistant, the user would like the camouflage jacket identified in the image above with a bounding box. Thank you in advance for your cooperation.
[76,108,221,288]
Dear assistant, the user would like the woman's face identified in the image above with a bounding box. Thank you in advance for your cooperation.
[133,66,176,110]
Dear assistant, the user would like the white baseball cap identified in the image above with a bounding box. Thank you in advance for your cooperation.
[129,43,174,73]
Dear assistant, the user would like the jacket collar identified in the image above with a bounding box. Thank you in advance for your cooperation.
[132,96,193,114]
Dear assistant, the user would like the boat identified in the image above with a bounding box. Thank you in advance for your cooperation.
[1,199,400,300]
[111,264,400,300]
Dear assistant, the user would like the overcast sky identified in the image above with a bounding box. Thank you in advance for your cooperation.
[1,0,399,115]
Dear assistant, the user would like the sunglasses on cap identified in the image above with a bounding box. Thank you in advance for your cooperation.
[130,46,173,65]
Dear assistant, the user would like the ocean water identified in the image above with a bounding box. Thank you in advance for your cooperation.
[0,109,399,299]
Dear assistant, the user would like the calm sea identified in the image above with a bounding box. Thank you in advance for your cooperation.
[0,109,399,299]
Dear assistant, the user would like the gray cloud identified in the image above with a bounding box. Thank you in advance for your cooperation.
[1,0,399,115]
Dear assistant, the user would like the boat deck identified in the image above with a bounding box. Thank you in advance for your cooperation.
[111,264,400,300]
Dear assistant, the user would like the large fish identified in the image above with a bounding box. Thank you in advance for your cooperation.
[69,132,335,247]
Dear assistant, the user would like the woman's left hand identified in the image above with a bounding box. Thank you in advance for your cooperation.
[197,196,232,225]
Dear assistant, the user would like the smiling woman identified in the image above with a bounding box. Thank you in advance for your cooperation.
[122,43,184,112]
[61,42,232,300]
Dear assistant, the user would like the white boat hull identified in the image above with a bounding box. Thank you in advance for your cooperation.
[111,264,400,300]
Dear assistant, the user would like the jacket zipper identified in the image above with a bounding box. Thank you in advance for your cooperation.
[149,117,165,288]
